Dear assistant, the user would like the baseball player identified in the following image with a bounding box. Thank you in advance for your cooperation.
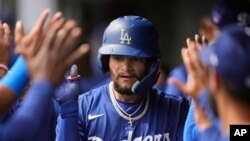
[170,1,250,141]
[194,24,249,141]
[56,15,190,141]
[166,0,250,141]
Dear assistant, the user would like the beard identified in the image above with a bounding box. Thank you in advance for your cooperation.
[113,81,134,95]
[111,68,147,96]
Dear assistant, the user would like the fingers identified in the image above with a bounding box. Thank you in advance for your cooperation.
[3,23,11,47]
[59,21,82,57]
[42,12,64,45]
[29,9,50,36]
[3,23,10,43]
[15,21,28,55]
[45,12,63,34]
[31,14,64,57]
[23,9,50,48]
[0,22,10,45]
[52,20,78,54]
[15,21,24,45]
[168,77,188,95]
[187,38,202,72]
[195,34,202,50]
[181,47,196,78]
[65,43,90,67]
[40,17,65,53]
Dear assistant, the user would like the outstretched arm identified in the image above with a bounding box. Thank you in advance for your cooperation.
[0,10,50,114]
[169,35,212,141]
[0,9,89,141]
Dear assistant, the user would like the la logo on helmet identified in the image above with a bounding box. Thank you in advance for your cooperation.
[120,29,132,45]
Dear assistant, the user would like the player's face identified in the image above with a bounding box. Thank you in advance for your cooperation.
[109,55,146,95]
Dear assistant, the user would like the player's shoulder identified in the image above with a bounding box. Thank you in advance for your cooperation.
[78,83,109,103]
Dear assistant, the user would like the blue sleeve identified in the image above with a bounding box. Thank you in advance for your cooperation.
[199,126,224,141]
[0,81,54,141]
[56,100,80,141]
[183,101,199,141]
[198,89,220,128]
[0,56,29,97]
[184,90,223,141]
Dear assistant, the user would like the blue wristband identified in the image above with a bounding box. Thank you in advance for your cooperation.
[0,56,29,97]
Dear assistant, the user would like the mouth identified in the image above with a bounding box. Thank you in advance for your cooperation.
[118,74,137,81]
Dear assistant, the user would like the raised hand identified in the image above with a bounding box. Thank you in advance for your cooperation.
[169,34,213,131]
[15,9,89,87]
[168,34,208,102]
[54,64,81,104]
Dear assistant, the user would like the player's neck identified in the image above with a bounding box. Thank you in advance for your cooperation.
[219,93,250,135]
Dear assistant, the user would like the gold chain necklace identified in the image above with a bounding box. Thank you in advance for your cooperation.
[109,82,149,126]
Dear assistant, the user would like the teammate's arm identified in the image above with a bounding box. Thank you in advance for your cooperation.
[0,11,51,114]
[0,9,89,140]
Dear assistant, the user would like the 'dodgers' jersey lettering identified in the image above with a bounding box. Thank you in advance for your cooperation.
[88,132,170,141]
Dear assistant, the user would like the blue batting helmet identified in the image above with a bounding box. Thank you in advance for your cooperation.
[98,15,161,95]
[98,15,160,72]
[211,0,250,29]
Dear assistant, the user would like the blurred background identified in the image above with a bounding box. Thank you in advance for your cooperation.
[0,0,216,70]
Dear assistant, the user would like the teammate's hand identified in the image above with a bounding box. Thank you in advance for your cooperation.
[168,34,208,103]
[54,64,81,104]
[15,9,90,87]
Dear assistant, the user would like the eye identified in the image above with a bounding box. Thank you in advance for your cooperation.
[113,55,122,61]
[133,57,145,62]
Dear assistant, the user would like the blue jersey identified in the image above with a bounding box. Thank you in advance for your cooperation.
[56,82,189,141]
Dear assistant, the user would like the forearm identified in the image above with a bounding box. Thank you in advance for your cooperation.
[0,56,29,114]
[0,85,16,115]
[1,80,54,141]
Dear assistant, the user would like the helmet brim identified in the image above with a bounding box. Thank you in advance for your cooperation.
[99,44,155,58]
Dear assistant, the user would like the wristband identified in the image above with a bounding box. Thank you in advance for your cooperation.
[0,56,29,97]
[0,64,9,77]
[0,64,9,71]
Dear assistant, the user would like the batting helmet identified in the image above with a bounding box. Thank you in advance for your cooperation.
[211,0,250,29]
[98,15,161,95]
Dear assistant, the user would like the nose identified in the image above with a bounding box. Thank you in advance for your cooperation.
[120,58,133,72]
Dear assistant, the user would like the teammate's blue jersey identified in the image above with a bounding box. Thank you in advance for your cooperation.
[0,99,58,141]
[57,82,189,141]
[0,81,55,141]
